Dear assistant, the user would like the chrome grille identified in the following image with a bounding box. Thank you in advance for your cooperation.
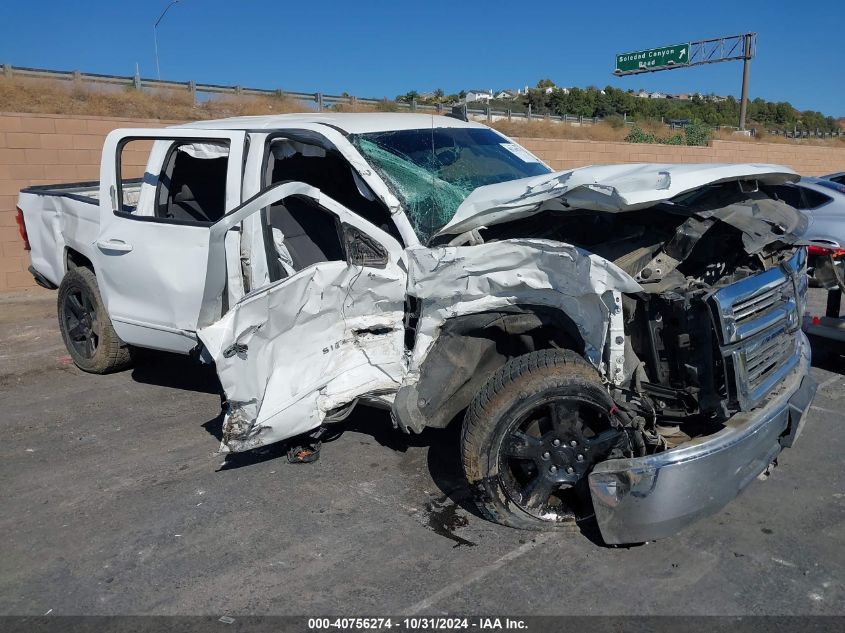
[732,284,787,325]
[740,326,796,391]
[710,249,806,410]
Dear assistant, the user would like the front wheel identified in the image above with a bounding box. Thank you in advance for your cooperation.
[57,267,131,374]
[461,349,633,531]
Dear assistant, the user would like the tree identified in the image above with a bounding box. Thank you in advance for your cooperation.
[536,78,555,90]
[522,89,549,114]
[396,90,419,104]
[488,81,838,131]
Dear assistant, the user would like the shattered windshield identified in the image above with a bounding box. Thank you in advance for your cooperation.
[352,128,551,242]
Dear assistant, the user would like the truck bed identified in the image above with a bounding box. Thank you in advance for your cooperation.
[18,179,141,287]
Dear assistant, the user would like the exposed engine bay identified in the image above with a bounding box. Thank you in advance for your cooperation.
[439,180,808,455]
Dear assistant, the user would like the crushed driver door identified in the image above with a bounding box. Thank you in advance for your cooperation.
[197,182,407,452]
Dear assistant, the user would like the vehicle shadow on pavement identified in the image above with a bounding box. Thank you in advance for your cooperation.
[128,352,620,546]
[344,413,484,517]
[808,335,845,373]
[203,400,490,519]
[129,350,223,394]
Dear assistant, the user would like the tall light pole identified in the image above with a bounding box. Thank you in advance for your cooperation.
[153,0,181,80]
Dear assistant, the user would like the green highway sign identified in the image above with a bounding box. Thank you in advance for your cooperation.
[615,43,690,74]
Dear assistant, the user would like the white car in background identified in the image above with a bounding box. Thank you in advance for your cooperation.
[822,171,845,186]
[775,177,845,288]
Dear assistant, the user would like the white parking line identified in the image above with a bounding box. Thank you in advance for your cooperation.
[817,374,841,391]
[403,532,556,614]
[811,405,845,418]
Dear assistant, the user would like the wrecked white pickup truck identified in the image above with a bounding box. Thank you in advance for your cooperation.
[17,113,817,544]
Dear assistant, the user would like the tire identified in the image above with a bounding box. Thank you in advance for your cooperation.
[813,254,845,293]
[57,267,131,374]
[830,256,845,294]
[462,349,631,531]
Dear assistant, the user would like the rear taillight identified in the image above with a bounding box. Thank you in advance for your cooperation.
[808,245,845,257]
[15,207,30,251]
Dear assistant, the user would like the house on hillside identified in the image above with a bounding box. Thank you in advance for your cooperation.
[692,93,729,103]
[465,89,493,103]
[495,90,518,100]
[635,90,668,99]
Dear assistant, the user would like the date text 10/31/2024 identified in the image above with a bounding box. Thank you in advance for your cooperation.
[307,618,528,630]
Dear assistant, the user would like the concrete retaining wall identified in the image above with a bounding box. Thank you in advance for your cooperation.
[2,111,844,291]
[513,136,845,175]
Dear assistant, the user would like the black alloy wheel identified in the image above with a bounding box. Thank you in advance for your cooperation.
[62,285,100,360]
[498,395,628,521]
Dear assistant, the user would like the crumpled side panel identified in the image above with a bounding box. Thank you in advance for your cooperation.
[406,239,642,380]
[198,261,405,452]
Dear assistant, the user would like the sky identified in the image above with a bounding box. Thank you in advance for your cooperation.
[2,0,843,117]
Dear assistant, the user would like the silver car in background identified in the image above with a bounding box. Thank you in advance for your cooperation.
[767,177,845,253]
[822,171,845,186]
[778,177,845,343]
[763,177,845,288]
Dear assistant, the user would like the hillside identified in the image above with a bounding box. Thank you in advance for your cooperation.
[0,77,303,120]
[405,85,842,134]
[2,76,842,147]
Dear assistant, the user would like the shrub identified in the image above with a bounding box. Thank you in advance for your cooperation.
[375,98,400,112]
[603,114,626,129]
[624,125,658,144]
[683,121,712,146]
[625,122,711,146]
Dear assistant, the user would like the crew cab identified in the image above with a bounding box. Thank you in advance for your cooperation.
[16,113,817,544]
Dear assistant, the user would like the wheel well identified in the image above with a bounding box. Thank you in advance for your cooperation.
[396,306,586,431]
[65,248,94,273]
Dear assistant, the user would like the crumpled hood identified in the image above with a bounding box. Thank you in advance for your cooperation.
[435,163,799,238]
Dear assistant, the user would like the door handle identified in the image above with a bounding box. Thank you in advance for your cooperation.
[96,239,133,253]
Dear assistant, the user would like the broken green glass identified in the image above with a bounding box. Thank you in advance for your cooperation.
[353,128,550,242]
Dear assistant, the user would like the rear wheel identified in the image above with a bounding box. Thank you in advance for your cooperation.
[57,267,131,373]
[462,349,633,530]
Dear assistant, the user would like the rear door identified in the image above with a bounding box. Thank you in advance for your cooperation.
[95,129,246,352]
[196,182,407,452]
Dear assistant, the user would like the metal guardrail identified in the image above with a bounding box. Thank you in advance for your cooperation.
[2,63,841,138]
[0,62,602,124]
[0,63,607,126]
[767,128,844,139]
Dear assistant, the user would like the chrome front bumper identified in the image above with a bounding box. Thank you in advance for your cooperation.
[589,332,816,545]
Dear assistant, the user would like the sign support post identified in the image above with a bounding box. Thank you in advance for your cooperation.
[738,33,753,131]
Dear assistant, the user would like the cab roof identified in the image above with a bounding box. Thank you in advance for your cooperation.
[177,112,487,135]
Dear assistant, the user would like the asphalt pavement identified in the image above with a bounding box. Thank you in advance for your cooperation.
[0,287,843,616]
